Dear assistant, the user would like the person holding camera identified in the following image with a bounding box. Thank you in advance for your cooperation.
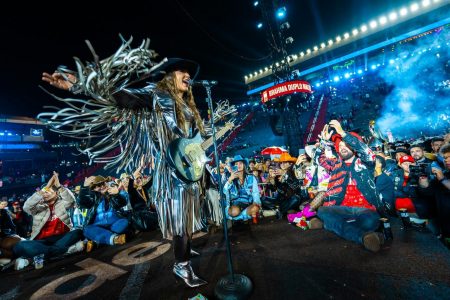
[224,155,261,222]
[78,176,129,251]
[391,155,435,222]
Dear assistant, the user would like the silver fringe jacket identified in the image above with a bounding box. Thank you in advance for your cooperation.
[37,38,235,238]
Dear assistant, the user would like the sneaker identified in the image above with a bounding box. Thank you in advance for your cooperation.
[309,218,324,230]
[363,232,384,252]
[66,241,85,254]
[113,234,126,245]
[0,258,11,267]
[14,258,30,271]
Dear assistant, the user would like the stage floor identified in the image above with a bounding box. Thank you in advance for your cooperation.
[1,217,450,300]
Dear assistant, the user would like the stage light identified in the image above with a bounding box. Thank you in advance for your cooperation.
[254,1,259,7]
[275,62,280,66]
[389,12,398,21]
[276,7,286,19]
[336,36,342,42]
[333,76,339,82]
[244,75,248,80]
[352,29,358,36]
[361,25,368,32]
[257,22,263,29]
[422,0,430,7]
[370,20,377,28]
[315,83,321,87]
[344,73,350,78]
[344,32,350,39]
[400,7,408,16]
[264,67,269,71]
[357,69,363,74]
[313,46,318,51]
[328,39,333,45]
[259,69,263,73]
[306,49,311,54]
[379,16,387,25]
[320,43,326,48]
[371,65,376,70]
[411,3,419,11]
[254,72,258,75]
[300,51,305,56]
[389,59,395,64]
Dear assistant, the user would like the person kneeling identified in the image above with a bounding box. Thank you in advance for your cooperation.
[224,155,261,222]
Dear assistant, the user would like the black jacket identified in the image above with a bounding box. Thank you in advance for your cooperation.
[78,187,128,226]
[0,209,16,237]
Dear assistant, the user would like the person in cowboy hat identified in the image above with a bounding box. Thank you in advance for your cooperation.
[13,172,84,270]
[42,53,209,286]
[261,152,303,216]
[77,175,129,252]
[224,155,261,222]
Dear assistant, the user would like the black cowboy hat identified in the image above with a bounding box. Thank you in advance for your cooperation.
[151,57,200,81]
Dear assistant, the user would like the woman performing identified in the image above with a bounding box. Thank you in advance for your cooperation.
[39,38,233,287]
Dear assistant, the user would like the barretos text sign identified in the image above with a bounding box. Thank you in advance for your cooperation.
[261,80,312,103]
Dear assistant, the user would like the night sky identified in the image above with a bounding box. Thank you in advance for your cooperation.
[0,0,407,116]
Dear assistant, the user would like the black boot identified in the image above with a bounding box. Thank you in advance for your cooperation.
[173,261,207,287]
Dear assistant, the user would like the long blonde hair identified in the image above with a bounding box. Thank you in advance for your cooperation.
[156,72,205,135]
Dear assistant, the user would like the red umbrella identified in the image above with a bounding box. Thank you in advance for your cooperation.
[261,146,288,155]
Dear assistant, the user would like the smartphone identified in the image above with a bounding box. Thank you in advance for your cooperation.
[298,149,306,156]
[231,166,238,172]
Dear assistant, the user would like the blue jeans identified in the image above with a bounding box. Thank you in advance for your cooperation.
[317,206,380,244]
[13,229,83,259]
[83,218,128,245]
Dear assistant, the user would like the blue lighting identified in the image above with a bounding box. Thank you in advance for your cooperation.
[357,69,363,74]
[389,59,395,64]
[254,1,259,6]
[344,73,350,79]
[315,83,321,87]
[371,65,377,70]
[276,7,286,19]
[246,16,450,96]
[333,76,340,82]
[257,22,263,29]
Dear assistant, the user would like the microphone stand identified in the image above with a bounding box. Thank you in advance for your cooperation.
[202,82,253,299]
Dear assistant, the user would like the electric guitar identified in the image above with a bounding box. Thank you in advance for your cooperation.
[167,122,234,183]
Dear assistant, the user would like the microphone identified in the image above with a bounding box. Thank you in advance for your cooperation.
[189,79,218,86]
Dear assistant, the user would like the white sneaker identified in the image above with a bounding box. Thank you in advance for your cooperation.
[14,258,30,271]
[0,258,11,266]
[66,240,85,254]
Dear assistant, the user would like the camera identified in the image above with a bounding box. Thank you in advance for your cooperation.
[409,163,430,178]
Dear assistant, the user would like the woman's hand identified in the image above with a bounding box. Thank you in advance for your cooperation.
[295,154,307,166]
[42,72,77,90]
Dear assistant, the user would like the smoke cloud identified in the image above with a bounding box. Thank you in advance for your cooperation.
[376,27,450,139]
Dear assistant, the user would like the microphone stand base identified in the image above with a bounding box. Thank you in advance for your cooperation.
[214,274,253,300]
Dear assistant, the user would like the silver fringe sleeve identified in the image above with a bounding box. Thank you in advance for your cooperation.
[37,37,162,173]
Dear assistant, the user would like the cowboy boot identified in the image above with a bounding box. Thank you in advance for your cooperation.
[173,261,207,287]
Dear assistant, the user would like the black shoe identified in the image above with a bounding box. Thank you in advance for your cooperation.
[190,249,201,258]
[173,261,207,288]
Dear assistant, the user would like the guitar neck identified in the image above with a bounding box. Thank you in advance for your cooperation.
[201,126,231,150]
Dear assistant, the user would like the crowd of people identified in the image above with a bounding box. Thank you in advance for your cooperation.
[1,120,449,274]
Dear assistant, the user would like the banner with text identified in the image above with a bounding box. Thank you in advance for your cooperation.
[261,80,312,103]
